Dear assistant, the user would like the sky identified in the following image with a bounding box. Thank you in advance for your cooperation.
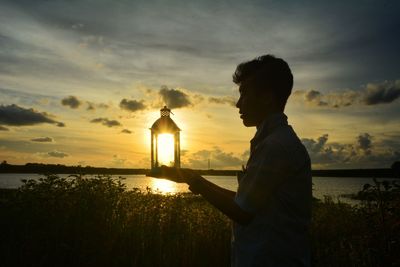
[0,0,399,169]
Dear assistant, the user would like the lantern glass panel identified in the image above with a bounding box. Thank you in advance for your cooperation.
[157,133,175,166]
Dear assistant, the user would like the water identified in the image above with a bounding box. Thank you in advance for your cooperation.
[0,173,397,204]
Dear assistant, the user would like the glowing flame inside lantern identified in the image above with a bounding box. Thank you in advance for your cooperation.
[157,133,175,166]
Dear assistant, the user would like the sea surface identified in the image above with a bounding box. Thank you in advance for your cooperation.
[0,173,397,205]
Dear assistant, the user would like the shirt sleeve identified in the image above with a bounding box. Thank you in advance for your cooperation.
[234,140,291,214]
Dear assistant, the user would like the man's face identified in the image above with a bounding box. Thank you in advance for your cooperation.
[236,79,272,127]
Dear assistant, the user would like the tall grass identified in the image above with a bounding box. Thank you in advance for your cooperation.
[0,174,399,267]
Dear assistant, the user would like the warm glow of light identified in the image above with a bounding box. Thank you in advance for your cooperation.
[151,178,178,194]
[157,133,175,166]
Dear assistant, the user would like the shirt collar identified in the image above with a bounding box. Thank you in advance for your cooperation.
[250,112,288,148]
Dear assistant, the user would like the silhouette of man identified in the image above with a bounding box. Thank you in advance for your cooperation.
[153,55,312,267]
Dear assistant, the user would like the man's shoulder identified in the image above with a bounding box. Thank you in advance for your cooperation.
[257,125,309,165]
[262,125,302,150]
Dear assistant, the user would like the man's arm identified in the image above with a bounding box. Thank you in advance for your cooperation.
[191,176,236,198]
[150,167,253,225]
[189,175,253,225]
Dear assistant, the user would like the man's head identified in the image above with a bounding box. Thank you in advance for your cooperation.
[233,55,293,127]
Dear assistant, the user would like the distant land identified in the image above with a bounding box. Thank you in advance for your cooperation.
[1,161,399,178]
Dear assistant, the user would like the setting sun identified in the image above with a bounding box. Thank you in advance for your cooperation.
[157,133,175,166]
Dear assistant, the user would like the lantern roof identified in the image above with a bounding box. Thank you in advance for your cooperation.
[150,106,180,133]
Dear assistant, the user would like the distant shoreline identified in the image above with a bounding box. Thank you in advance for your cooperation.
[0,163,398,178]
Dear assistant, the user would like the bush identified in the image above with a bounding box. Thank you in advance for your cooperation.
[0,175,399,266]
[0,175,230,267]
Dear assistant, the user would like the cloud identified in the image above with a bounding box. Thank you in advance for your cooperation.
[184,146,244,169]
[86,101,109,111]
[301,134,329,154]
[159,86,192,109]
[0,125,9,131]
[302,134,357,167]
[208,96,237,107]
[119,99,146,112]
[90,117,121,127]
[357,133,372,155]
[0,104,64,127]
[37,150,69,158]
[364,80,400,105]
[304,90,328,106]
[1,0,399,101]
[294,89,360,108]
[294,79,400,108]
[61,96,82,109]
[121,129,132,134]
[31,137,53,142]
[86,102,95,111]
[47,150,69,158]
[301,133,399,168]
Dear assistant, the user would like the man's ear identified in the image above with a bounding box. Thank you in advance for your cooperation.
[260,90,273,104]
[261,91,280,111]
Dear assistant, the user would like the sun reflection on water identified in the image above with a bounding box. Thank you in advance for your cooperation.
[150,178,179,194]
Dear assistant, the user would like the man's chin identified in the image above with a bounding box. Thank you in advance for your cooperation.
[241,118,256,127]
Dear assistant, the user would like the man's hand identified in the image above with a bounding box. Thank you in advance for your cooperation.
[149,165,200,184]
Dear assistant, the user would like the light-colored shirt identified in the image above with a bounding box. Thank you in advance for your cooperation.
[232,113,312,267]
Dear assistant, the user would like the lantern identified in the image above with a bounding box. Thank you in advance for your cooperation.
[150,106,181,169]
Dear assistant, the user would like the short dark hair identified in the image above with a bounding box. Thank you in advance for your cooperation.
[233,54,293,110]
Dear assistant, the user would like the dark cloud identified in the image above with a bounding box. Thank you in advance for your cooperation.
[119,99,146,112]
[0,125,9,131]
[301,133,399,168]
[90,117,121,127]
[31,137,53,142]
[121,129,132,134]
[86,102,95,111]
[302,134,357,166]
[363,80,400,105]
[302,134,329,154]
[159,86,192,109]
[0,104,64,127]
[294,80,400,108]
[304,90,328,106]
[184,147,243,169]
[304,90,320,101]
[357,133,372,155]
[208,96,237,107]
[61,96,81,109]
[47,150,69,158]
[294,89,359,108]
[86,101,109,111]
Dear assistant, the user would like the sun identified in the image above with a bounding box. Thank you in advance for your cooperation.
[157,133,175,166]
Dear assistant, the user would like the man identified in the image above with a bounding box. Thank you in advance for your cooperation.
[152,55,312,267]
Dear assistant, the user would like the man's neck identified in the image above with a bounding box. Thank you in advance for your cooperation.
[256,110,283,130]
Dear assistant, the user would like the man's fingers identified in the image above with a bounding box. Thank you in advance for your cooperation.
[158,166,186,182]
[149,166,196,183]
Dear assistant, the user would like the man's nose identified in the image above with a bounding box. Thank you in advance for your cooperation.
[236,97,241,109]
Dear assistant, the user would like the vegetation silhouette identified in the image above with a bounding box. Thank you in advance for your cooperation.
[0,174,399,266]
